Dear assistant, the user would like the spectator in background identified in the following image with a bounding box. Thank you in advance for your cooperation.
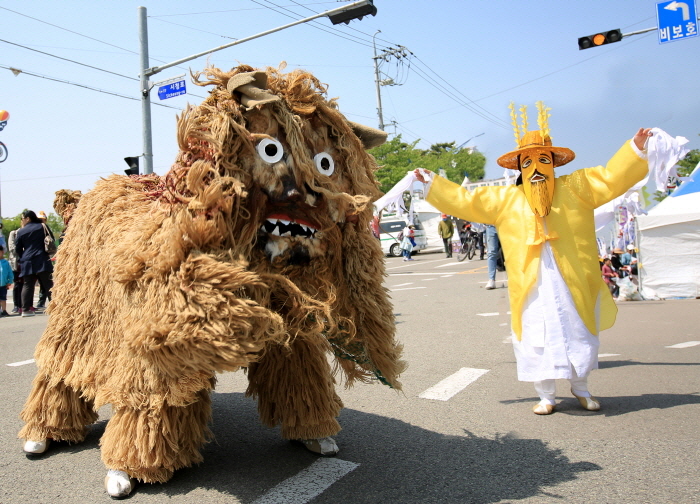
[14,211,54,317]
[7,227,23,314]
[620,244,634,267]
[471,221,486,260]
[602,257,619,299]
[0,221,6,250]
[484,225,501,290]
[0,245,13,317]
[400,224,415,261]
[438,214,454,258]
[36,211,51,309]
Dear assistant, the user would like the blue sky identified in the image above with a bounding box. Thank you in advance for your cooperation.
[1,0,698,218]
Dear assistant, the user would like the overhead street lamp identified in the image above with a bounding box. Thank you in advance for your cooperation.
[137,0,377,174]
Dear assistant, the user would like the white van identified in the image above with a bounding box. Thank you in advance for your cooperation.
[378,216,428,257]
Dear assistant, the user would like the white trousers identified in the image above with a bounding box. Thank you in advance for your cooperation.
[534,365,591,405]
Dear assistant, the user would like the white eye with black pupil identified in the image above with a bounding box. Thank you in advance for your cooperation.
[256,138,284,164]
[314,152,335,176]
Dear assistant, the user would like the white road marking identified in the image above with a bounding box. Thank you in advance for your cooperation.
[499,323,508,326]
[477,312,500,317]
[251,458,359,504]
[422,278,437,281]
[418,367,489,401]
[389,272,468,276]
[440,275,454,278]
[392,283,413,287]
[598,353,621,358]
[7,359,35,367]
[391,287,427,292]
[665,341,700,349]
[435,262,465,268]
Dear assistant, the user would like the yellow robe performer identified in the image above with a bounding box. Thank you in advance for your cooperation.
[427,141,648,338]
[420,102,651,415]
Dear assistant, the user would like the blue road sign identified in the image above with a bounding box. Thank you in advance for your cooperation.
[158,80,187,100]
[657,0,698,44]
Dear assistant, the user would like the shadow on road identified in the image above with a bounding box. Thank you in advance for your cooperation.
[157,392,598,503]
[11,391,603,503]
[599,359,700,370]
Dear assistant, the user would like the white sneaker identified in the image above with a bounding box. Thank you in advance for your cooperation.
[298,437,339,456]
[23,438,50,455]
[105,470,137,499]
[485,279,496,290]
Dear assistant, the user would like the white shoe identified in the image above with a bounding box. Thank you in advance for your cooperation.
[104,469,137,499]
[298,437,339,456]
[23,438,50,455]
[485,279,496,290]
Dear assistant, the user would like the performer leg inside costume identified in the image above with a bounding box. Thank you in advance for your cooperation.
[514,242,600,414]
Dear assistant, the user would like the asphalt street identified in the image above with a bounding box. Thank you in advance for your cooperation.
[1,253,699,503]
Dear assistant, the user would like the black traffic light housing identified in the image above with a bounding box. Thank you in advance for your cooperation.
[578,29,622,50]
[328,0,377,25]
[124,156,140,176]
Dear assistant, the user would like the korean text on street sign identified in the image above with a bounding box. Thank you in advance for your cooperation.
[157,80,187,100]
[656,0,698,44]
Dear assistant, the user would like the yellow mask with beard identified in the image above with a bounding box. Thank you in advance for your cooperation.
[496,102,575,217]
[520,148,555,217]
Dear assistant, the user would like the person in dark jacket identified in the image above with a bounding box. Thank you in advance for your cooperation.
[14,210,54,317]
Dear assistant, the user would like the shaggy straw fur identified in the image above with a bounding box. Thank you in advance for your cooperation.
[19,64,405,484]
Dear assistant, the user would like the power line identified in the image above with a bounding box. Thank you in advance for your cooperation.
[0,38,138,81]
[148,2,339,17]
[250,0,375,48]
[0,6,138,55]
[0,65,183,110]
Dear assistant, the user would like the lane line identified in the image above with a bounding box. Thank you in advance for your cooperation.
[598,353,621,358]
[391,287,427,292]
[389,272,472,277]
[251,458,359,504]
[418,367,489,401]
[392,283,413,287]
[7,359,35,367]
[477,312,499,317]
[665,341,700,349]
[422,278,437,281]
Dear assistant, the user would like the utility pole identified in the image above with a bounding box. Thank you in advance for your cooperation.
[372,30,385,131]
[137,1,376,174]
[371,42,410,132]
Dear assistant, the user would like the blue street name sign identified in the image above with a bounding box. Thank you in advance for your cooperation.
[157,80,187,100]
[656,0,699,44]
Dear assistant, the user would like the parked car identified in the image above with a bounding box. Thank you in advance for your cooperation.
[378,216,428,257]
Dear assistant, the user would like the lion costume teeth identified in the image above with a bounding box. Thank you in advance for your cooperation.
[262,218,318,238]
[18,63,406,490]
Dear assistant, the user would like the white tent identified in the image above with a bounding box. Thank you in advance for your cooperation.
[637,175,700,299]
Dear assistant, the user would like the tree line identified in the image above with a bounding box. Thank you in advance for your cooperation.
[369,135,486,194]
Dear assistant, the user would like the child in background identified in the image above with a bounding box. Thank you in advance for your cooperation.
[0,245,15,317]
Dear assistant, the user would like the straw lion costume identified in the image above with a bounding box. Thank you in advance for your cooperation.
[19,64,405,497]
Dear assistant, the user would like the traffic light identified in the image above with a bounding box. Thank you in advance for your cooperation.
[124,156,140,176]
[328,0,376,25]
[578,29,622,50]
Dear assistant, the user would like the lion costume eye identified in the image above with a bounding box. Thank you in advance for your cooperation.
[256,138,284,164]
[313,152,335,176]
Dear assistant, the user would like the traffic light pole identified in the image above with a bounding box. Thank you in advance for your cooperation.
[138,1,375,174]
